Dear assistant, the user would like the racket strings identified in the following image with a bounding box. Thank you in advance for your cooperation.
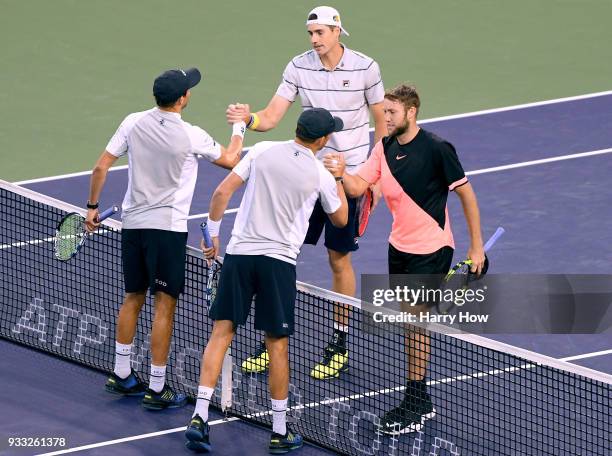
[55,215,86,260]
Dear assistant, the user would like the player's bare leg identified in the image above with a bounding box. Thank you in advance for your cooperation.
[310,249,353,380]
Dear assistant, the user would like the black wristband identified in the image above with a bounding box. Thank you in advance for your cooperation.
[86,201,99,209]
[335,176,344,182]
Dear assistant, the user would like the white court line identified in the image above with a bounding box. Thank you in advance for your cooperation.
[14,89,612,186]
[36,347,612,456]
[184,147,612,221]
[561,348,612,362]
[0,230,110,251]
[35,417,240,456]
[465,148,612,176]
[186,207,239,221]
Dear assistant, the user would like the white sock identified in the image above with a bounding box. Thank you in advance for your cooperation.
[149,364,166,393]
[333,322,349,333]
[271,398,288,435]
[193,386,215,421]
[114,342,132,379]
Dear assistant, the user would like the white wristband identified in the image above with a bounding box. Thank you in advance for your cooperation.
[207,218,222,237]
[232,121,246,139]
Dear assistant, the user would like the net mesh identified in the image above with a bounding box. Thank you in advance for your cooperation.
[1,180,610,456]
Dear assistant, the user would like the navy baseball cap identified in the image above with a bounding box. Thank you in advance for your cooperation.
[153,67,201,105]
[296,108,344,140]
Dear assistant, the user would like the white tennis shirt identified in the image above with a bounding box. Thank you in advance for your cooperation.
[106,108,221,232]
[226,140,341,265]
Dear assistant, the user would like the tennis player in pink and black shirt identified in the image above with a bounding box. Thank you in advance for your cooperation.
[324,83,485,435]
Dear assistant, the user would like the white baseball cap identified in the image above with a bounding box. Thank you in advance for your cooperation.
[306,6,349,36]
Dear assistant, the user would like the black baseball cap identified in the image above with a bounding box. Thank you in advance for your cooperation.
[296,108,344,140]
[153,67,201,105]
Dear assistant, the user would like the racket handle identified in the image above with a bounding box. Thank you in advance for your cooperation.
[200,222,213,248]
[97,205,119,222]
[484,226,505,252]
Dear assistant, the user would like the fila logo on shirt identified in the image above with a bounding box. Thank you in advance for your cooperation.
[342,80,350,88]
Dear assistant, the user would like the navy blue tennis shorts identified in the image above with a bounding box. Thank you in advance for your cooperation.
[208,254,297,337]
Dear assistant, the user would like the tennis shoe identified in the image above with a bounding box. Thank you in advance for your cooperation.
[380,394,436,435]
[185,414,211,453]
[310,343,349,380]
[142,384,187,410]
[269,427,303,454]
[105,369,146,396]
[242,341,270,373]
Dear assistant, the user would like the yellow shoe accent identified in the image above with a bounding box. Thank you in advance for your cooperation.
[241,348,269,373]
[310,350,349,380]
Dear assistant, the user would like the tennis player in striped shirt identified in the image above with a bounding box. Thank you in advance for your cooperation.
[227,5,387,381]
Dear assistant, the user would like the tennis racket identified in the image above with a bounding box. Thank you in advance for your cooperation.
[200,222,222,309]
[54,205,119,261]
[356,187,374,237]
[436,227,505,314]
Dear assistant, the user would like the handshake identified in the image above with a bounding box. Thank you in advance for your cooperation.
[226,103,252,126]
[226,103,251,139]
[322,153,345,179]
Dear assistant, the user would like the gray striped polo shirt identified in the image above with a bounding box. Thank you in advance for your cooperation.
[226,140,341,264]
[106,108,221,232]
[276,46,384,167]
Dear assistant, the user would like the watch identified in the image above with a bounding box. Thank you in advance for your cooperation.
[86,201,99,209]
[335,176,344,183]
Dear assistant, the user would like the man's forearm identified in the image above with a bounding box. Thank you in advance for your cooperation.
[88,167,108,204]
[208,191,231,222]
[458,187,483,247]
[342,173,369,198]
[248,109,279,132]
[224,135,244,169]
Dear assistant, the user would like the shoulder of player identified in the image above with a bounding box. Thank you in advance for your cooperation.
[419,129,456,151]
[248,140,293,158]
[123,107,157,124]
[177,119,213,145]
[290,50,318,69]
[343,48,377,71]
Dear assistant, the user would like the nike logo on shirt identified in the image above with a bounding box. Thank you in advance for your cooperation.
[396,155,407,160]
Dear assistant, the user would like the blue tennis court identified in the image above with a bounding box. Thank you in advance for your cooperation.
[2,92,611,455]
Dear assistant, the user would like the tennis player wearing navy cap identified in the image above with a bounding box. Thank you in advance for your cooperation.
[184,108,348,454]
[86,67,246,410]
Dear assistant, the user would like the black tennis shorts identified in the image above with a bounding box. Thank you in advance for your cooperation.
[388,244,454,275]
[388,244,454,306]
[304,196,359,253]
[209,254,297,337]
[121,229,187,299]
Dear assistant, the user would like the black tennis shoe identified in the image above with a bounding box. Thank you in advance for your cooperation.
[185,414,211,453]
[105,369,146,396]
[142,384,187,410]
[380,392,436,435]
[269,427,303,454]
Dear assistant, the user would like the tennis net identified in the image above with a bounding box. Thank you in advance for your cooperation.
[1,179,610,455]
